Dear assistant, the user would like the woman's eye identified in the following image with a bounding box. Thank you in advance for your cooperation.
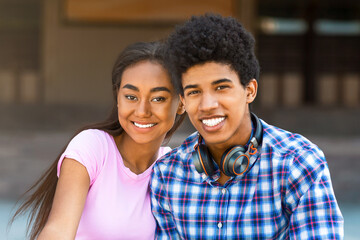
[125,95,137,101]
[152,97,166,102]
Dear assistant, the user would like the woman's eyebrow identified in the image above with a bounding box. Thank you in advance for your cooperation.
[122,84,138,91]
[150,87,171,93]
[122,84,171,93]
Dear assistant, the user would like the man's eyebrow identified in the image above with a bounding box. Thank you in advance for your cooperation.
[183,79,232,91]
[122,84,138,91]
[212,78,232,85]
[150,87,171,93]
[183,84,199,91]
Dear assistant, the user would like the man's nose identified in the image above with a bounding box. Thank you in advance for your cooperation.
[199,93,219,111]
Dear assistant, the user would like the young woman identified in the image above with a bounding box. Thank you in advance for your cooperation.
[11,41,186,240]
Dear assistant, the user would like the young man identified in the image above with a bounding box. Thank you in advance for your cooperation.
[150,14,343,239]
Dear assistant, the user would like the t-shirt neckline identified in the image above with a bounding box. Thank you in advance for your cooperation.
[110,134,159,180]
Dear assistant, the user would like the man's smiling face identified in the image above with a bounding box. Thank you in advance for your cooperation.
[180,61,257,151]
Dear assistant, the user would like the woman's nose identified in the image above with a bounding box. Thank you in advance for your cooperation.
[135,100,151,117]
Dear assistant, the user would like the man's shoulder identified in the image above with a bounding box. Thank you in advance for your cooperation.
[156,132,198,165]
[261,119,325,160]
[152,132,201,180]
[261,119,328,185]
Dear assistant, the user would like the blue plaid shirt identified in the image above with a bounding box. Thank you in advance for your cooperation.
[150,119,344,239]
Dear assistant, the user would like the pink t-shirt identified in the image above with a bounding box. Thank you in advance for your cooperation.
[57,129,170,240]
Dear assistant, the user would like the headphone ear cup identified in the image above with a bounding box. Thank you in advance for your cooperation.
[192,148,203,174]
[193,144,215,176]
[230,153,250,176]
[221,146,248,176]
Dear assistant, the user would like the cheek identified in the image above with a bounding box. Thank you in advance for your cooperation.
[117,101,131,118]
[166,104,178,119]
[162,102,179,121]
[183,100,196,114]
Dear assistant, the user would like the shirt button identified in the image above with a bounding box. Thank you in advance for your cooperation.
[217,222,223,229]
[221,188,227,194]
[213,188,219,194]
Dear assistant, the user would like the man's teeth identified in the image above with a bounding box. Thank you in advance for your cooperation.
[202,117,225,127]
[134,122,156,128]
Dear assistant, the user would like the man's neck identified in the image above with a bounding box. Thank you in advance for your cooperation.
[217,173,231,185]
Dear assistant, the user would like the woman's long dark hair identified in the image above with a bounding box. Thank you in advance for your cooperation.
[10,41,186,240]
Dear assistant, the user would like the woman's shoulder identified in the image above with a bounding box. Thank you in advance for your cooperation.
[77,128,108,138]
[65,129,115,155]
[74,129,112,143]
[158,146,172,157]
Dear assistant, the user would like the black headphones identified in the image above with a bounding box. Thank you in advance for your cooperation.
[192,112,263,177]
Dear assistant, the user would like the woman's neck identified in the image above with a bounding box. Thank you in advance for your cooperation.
[114,133,163,174]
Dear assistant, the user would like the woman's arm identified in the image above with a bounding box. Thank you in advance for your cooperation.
[37,158,90,240]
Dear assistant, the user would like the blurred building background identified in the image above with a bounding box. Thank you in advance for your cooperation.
[0,0,359,108]
[0,0,359,239]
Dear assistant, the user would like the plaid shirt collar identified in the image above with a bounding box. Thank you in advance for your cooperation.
[184,130,261,185]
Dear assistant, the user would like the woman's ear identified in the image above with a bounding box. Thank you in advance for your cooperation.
[246,79,258,104]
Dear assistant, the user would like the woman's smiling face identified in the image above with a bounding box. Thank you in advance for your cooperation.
[117,60,181,145]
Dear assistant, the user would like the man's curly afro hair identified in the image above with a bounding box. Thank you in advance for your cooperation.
[166,14,260,95]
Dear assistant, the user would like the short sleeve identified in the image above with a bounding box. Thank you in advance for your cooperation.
[158,146,171,158]
[57,129,106,185]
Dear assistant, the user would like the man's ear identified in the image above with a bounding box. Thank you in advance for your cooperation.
[177,96,186,115]
[246,79,258,104]
[179,94,185,105]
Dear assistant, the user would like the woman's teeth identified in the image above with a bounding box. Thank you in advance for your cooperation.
[202,117,225,127]
[133,122,156,128]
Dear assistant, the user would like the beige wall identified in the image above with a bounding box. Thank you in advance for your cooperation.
[43,0,175,105]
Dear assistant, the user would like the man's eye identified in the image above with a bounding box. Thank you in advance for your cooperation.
[216,85,229,90]
[186,90,200,96]
[125,95,137,101]
[152,97,166,102]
